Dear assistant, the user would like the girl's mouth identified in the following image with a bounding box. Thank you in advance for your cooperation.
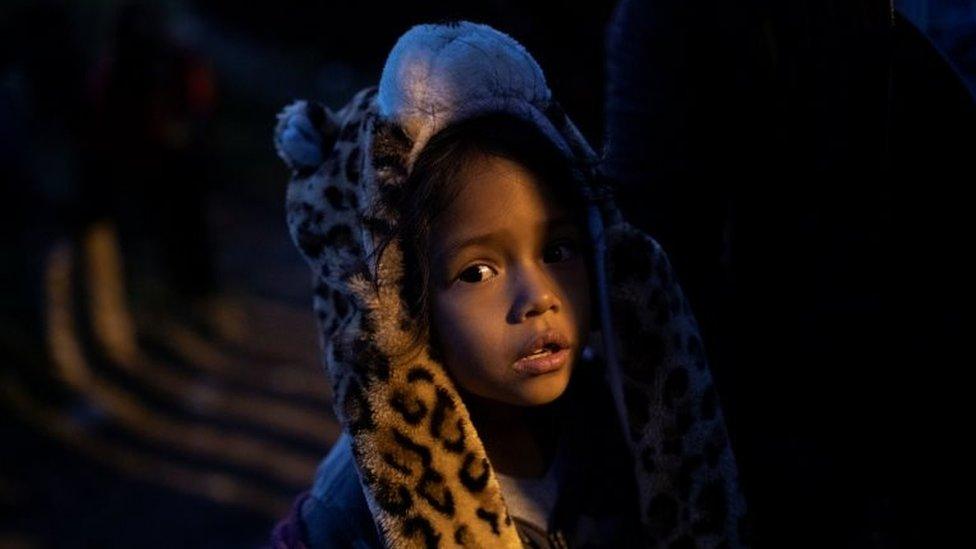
[513,346,570,375]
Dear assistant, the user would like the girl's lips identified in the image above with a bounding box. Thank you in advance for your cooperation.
[513,347,570,375]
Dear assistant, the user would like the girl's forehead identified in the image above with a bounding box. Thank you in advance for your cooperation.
[429,154,580,257]
[444,154,569,221]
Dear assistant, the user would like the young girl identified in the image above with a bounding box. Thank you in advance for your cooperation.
[270,21,747,548]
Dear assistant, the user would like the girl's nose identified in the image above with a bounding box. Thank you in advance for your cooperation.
[511,266,560,322]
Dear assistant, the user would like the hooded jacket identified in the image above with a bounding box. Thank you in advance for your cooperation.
[269,21,747,548]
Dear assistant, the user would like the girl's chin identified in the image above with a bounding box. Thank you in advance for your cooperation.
[452,359,575,407]
[510,366,573,406]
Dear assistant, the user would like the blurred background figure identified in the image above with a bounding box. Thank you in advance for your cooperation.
[603,0,974,546]
[0,0,972,547]
[86,1,218,299]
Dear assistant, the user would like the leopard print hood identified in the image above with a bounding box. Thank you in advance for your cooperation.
[273,21,747,547]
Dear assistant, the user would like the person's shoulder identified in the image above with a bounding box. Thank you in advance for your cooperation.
[308,431,365,505]
[300,431,382,549]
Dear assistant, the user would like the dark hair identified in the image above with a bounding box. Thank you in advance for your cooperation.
[371,113,596,359]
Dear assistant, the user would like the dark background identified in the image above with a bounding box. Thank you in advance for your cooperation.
[2,0,973,547]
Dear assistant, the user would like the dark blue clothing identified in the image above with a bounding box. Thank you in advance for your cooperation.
[299,432,382,548]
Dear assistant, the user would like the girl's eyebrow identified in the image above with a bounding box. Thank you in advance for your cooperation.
[436,214,575,262]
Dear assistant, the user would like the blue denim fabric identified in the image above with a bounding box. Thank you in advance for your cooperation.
[300,432,382,548]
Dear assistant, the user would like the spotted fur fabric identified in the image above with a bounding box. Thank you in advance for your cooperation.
[274,21,747,548]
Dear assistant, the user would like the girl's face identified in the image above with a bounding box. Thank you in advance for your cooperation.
[427,152,592,407]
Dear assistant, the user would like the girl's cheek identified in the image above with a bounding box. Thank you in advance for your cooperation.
[560,267,592,329]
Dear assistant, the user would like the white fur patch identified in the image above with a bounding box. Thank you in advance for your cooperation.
[377,21,573,169]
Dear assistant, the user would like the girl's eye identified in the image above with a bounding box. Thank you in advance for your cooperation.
[543,240,579,263]
[457,264,497,284]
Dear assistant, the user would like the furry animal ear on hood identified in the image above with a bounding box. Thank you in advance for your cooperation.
[274,20,748,548]
[275,100,341,177]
